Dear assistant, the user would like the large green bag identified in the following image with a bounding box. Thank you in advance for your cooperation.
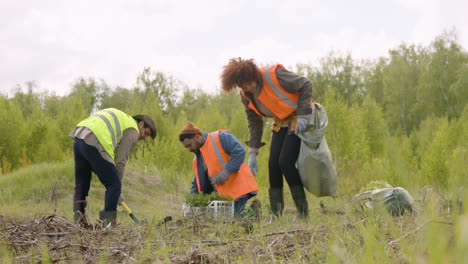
[296,103,338,197]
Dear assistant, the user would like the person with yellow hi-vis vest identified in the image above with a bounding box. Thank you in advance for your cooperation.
[220,58,313,219]
[179,122,259,216]
[69,108,157,226]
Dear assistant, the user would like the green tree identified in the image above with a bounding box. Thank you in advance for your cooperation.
[416,32,467,122]
[362,57,387,106]
[418,116,450,187]
[361,95,388,157]
[11,82,42,120]
[137,68,186,116]
[382,43,427,136]
[304,53,366,104]
[69,78,107,114]
[449,64,468,117]
[0,97,26,172]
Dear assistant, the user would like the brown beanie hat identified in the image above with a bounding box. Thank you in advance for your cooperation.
[179,122,202,135]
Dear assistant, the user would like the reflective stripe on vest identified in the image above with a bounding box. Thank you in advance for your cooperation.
[241,64,300,120]
[193,130,259,199]
[262,65,297,108]
[210,132,226,167]
[92,109,122,150]
[77,108,139,159]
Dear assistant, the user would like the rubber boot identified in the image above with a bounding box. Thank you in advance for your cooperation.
[250,199,262,218]
[99,210,117,226]
[73,198,90,227]
[289,185,309,218]
[269,188,284,217]
[73,211,91,228]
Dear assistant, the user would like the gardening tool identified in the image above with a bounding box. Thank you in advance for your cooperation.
[118,199,148,224]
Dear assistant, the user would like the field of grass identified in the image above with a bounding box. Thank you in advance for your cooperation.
[0,161,466,263]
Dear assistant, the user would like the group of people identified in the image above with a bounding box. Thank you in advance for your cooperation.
[71,58,314,225]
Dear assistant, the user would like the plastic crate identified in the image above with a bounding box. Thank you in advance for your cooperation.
[183,200,234,217]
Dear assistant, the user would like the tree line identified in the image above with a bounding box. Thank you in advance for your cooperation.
[1,32,466,193]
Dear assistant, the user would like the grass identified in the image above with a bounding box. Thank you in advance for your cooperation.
[0,160,466,263]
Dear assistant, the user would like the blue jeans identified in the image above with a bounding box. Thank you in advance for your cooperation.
[234,195,250,216]
[234,193,259,217]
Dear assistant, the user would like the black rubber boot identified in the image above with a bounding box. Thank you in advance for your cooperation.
[99,210,117,226]
[73,211,91,228]
[73,197,91,227]
[269,188,284,217]
[289,185,309,218]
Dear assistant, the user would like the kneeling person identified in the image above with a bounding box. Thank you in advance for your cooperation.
[179,122,259,216]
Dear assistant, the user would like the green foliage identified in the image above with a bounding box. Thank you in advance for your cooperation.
[40,242,53,264]
[415,116,451,187]
[416,31,468,122]
[2,37,465,261]
[184,193,233,207]
[306,52,366,105]
[359,180,391,193]
[382,43,426,136]
[0,96,26,172]
[136,67,186,115]
[0,31,466,205]
[69,77,108,114]
[361,95,388,157]
[0,161,74,208]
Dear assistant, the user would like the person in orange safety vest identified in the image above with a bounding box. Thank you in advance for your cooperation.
[220,57,313,219]
[178,122,260,216]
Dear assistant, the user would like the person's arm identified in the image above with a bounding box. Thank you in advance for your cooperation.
[276,67,313,116]
[219,131,246,173]
[114,128,139,181]
[240,96,264,149]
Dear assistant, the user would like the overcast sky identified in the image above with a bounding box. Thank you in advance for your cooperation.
[1,0,466,96]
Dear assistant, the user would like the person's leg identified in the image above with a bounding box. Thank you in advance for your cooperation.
[278,132,309,218]
[77,139,121,224]
[234,195,250,217]
[268,128,288,216]
[92,164,121,212]
[278,132,302,187]
[73,139,93,224]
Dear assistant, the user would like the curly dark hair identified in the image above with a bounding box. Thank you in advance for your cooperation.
[220,57,260,92]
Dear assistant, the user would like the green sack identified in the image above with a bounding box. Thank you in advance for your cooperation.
[297,103,338,197]
[352,186,414,216]
[383,187,415,216]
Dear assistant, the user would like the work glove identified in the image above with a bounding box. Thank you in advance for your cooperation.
[118,194,125,204]
[211,169,230,185]
[248,153,259,176]
[295,116,309,134]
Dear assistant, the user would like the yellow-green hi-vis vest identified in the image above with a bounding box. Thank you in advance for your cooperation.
[77,108,139,159]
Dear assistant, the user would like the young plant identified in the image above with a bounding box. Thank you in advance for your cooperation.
[184,192,233,207]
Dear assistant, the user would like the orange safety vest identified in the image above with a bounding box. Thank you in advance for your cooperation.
[192,130,259,200]
[240,64,300,120]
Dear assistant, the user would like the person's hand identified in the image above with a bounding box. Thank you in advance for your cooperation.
[118,194,125,204]
[295,116,309,134]
[211,169,230,185]
[248,154,259,176]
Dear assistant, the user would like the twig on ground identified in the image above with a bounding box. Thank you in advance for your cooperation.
[264,229,310,237]
[388,220,431,246]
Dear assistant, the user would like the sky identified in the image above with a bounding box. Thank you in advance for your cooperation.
[0,0,467,96]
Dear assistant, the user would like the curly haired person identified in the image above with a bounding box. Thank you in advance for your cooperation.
[220,58,313,218]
